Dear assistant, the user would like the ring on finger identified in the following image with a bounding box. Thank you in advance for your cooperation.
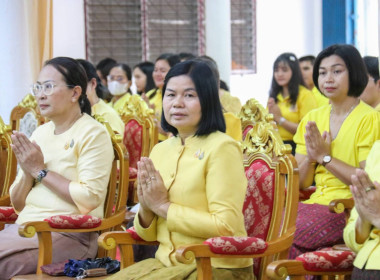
[365,185,376,193]
[150,176,156,180]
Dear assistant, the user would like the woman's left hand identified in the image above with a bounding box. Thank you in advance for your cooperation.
[10,131,45,178]
[351,169,380,229]
[267,98,282,122]
[304,121,331,163]
[138,157,171,219]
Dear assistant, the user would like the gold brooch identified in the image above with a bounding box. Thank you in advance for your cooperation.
[64,139,75,150]
[194,149,204,160]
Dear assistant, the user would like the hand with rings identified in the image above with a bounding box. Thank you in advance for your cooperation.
[137,157,170,220]
[350,168,380,229]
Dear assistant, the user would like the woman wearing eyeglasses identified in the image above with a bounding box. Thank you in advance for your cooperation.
[107,63,133,112]
[0,57,114,278]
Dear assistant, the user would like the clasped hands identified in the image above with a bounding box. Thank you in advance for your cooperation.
[351,169,380,229]
[10,131,45,180]
[304,121,331,164]
[267,98,282,122]
[137,157,170,220]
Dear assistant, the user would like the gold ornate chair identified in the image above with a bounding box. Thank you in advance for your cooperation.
[97,121,299,280]
[266,199,355,280]
[239,98,276,140]
[118,94,158,205]
[7,120,129,279]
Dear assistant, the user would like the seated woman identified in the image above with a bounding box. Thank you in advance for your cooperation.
[267,53,317,154]
[107,63,133,112]
[77,59,125,136]
[290,44,380,259]
[133,61,155,97]
[0,57,114,278]
[109,60,253,279]
[344,141,380,279]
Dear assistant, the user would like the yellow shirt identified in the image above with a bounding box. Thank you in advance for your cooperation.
[344,140,380,270]
[109,93,132,113]
[224,112,242,141]
[10,114,114,224]
[92,99,125,136]
[294,101,380,205]
[220,89,242,115]
[146,88,167,141]
[134,131,252,269]
[312,86,329,107]
[276,85,317,141]
[375,103,380,112]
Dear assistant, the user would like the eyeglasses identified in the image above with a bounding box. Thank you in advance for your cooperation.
[30,82,75,96]
[107,75,126,82]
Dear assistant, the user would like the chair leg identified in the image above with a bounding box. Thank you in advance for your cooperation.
[196,257,212,280]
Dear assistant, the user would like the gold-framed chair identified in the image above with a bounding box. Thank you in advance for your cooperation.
[9,120,129,278]
[118,94,158,205]
[239,98,275,140]
[266,199,355,280]
[97,121,299,280]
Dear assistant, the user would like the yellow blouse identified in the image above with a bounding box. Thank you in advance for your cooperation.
[312,86,329,108]
[276,85,317,141]
[146,88,167,141]
[294,101,380,205]
[108,92,132,113]
[224,112,242,141]
[92,99,125,136]
[344,140,380,270]
[220,90,242,115]
[134,131,252,269]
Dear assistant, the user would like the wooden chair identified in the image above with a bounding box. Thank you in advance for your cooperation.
[266,199,355,280]
[118,94,158,205]
[239,98,275,140]
[0,116,16,208]
[97,121,299,280]
[10,94,46,137]
[9,120,129,279]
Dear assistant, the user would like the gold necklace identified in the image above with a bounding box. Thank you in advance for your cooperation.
[330,101,358,120]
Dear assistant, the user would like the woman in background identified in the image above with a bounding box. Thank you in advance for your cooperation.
[267,53,317,154]
[133,61,155,97]
[108,63,133,112]
[146,53,181,141]
[77,59,124,136]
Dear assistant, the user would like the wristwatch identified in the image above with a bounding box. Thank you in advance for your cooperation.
[35,169,49,183]
[321,155,332,167]
[279,117,286,125]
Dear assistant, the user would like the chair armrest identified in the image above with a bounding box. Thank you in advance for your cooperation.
[329,199,354,214]
[266,259,309,279]
[0,194,10,206]
[98,230,159,269]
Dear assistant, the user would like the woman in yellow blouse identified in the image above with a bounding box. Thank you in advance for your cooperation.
[145,53,180,141]
[344,143,380,279]
[267,52,317,154]
[107,63,133,112]
[108,60,253,279]
[290,44,380,259]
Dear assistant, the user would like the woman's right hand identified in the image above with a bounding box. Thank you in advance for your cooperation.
[304,121,331,163]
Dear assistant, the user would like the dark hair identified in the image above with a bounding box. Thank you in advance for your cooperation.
[299,55,316,65]
[96,57,117,81]
[363,56,379,83]
[196,55,229,91]
[110,63,132,93]
[179,52,196,61]
[269,53,305,105]
[313,44,368,97]
[44,57,91,114]
[77,59,111,99]
[161,60,226,136]
[133,61,155,94]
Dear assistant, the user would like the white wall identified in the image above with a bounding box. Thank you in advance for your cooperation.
[230,0,323,107]
[53,0,86,58]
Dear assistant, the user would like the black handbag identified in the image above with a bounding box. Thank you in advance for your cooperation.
[64,257,120,277]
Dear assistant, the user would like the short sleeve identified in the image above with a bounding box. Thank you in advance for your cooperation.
[356,112,380,163]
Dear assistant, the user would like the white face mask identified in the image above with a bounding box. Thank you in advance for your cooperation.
[108,81,127,96]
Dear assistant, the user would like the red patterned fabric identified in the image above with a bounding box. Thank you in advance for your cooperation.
[296,247,355,272]
[127,226,144,241]
[243,158,275,277]
[124,119,143,170]
[44,214,101,229]
[204,236,267,255]
[0,207,18,222]
[242,125,253,140]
